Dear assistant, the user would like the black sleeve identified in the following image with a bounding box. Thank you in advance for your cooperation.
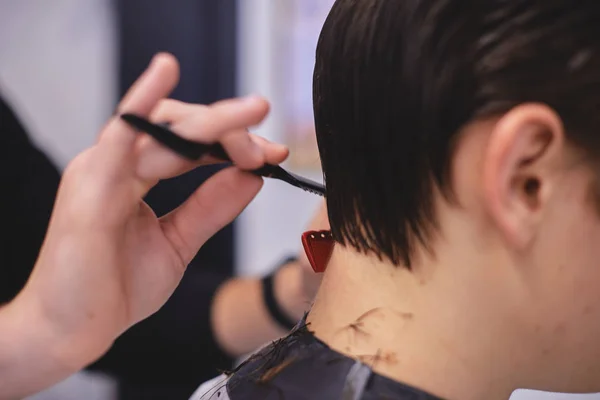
[0,96,61,305]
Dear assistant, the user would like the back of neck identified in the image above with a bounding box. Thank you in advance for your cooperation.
[306,244,519,400]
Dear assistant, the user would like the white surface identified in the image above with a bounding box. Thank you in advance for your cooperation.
[512,391,600,400]
[25,371,117,400]
[189,374,230,400]
[0,0,117,169]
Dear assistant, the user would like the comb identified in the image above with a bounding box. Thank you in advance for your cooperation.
[120,113,325,197]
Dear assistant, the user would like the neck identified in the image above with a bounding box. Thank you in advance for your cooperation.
[307,244,527,400]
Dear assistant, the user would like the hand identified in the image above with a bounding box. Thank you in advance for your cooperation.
[12,53,288,368]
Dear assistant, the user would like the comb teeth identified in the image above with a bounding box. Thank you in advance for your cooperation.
[292,180,325,196]
[302,187,325,197]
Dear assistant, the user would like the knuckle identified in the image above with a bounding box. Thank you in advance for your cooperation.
[63,148,94,178]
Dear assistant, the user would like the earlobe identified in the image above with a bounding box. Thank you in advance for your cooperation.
[482,104,564,249]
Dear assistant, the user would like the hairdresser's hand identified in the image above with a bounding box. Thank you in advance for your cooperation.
[11,53,288,376]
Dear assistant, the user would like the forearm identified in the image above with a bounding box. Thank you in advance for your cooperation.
[0,295,108,399]
[211,262,310,357]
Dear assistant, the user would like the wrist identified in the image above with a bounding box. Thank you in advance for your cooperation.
[10,288,112,373]
[0,295,113,398]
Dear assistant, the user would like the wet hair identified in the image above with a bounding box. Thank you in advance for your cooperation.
[313,0,600,267]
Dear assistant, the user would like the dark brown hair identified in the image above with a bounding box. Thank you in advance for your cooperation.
[314,0,600,267]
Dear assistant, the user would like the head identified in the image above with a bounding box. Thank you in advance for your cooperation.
[314,0,600,393]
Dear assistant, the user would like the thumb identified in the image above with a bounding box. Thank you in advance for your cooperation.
[159,168,263,264]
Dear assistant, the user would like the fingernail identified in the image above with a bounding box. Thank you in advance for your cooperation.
[272,142,288,152]
[241,94,263,103]
[261,137,287,152]
[258,135,284,146]
[148,54,159,67]
[148,52,166,68]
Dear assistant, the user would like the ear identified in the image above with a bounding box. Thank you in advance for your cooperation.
[482,104,565,249]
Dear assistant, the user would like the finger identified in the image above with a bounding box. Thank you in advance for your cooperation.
[134,97,286,182]
[165,98,270,169]
[218,129,265,170]
[134,131,289,181]
[175,96,271,138]
[135,114,253,181]
[134,134,199,181]
[250,135,289,165]
[132,100,209,181]
[149,98,197,123]
[98,53,180,158]
[134,127,259,182]
[159,168,263,264]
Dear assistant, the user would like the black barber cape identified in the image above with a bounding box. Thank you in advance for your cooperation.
[191,322,444,400]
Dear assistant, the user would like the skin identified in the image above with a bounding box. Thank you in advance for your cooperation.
[0,53,291,399]
[211,201,328,356]
[308,104,600,399]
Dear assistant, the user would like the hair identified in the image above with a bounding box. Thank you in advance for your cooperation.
[313,0,600,268]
